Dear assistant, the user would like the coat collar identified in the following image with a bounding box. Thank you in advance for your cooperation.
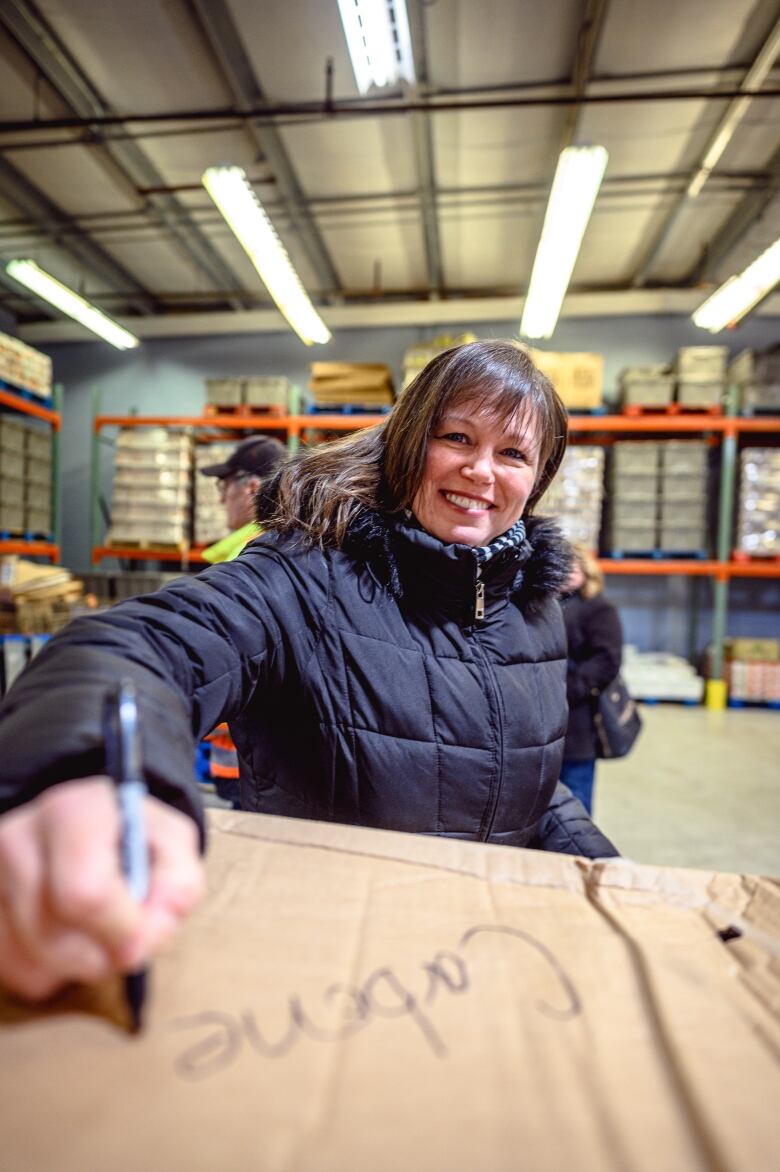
[344,509,571,619]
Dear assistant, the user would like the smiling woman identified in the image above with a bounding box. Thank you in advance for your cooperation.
[0,339,618,1009]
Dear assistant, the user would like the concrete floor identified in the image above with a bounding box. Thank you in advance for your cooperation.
[594,705,780,876]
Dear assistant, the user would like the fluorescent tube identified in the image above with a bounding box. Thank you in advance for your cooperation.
[692,236,780,332]
[5,259,139,349]
[202,166,331,346]
[337,0,415,93]
[520,145,609,340]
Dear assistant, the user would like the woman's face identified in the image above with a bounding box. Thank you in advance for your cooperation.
[566,560,586,593]
[411,399,541,547]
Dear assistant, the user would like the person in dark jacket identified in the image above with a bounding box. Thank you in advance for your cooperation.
[0,340,618,1003]
[560,543,623,815]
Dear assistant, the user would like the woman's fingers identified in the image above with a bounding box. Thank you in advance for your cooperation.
[0,778,205,1000]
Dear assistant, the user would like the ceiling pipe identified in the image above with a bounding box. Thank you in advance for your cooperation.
[2,86,780,137]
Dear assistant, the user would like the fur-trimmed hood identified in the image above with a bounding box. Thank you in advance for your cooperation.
[343,508,572,617]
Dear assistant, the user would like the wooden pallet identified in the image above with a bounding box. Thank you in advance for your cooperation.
[731,550,780,564]
[622,402,722,417]
[105,539,189,554]
[605,549,709,560]
[203,403,287,418]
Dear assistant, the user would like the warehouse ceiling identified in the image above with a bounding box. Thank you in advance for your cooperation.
[1,0,780,341]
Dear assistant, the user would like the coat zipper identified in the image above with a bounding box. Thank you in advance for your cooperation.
[470,563,504,841]
[474,573,485,622]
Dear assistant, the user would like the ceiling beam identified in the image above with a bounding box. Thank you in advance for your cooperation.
[188,0,341,298]
[406,0,443,295]
[558,0,612,152]
[632,11,780,287]
[16,287,780,345]
[0,0,252,310]
[692,139,780,283]
[0,156,158,315]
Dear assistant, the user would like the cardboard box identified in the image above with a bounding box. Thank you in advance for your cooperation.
[530,349,604,410]
[3,811,779,1171]
[727,637,779,663]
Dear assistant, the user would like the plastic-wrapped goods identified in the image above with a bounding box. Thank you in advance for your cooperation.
[544,446,604,548]
[0,331,52,399]
[727,660,780,703]
[622,646,704,702]
[108,427,193,547]
[736,448,780,557]
[194,442,233,545]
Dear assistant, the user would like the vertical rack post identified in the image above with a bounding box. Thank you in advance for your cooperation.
[51,382,63,558]
[90,388,102,563]
[705,391,738,710]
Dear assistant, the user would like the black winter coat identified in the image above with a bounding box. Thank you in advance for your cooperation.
[0,513,617,858]
[561,590,623,761]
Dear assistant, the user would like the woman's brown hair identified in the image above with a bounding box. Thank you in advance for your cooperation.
[260,339,568,546]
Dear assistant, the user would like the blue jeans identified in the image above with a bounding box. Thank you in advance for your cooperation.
[560,759,596,815]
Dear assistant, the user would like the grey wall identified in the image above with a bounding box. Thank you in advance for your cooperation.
[41,312,780,657]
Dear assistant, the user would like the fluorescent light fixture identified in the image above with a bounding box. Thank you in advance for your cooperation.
[337,0,415,93]
[520,145,608,340]
[202,166,330,346]
[5,259,139,349]
[687,16,780,198]
[692,235,780,332]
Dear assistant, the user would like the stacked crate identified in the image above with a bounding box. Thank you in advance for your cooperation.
[674,346,728,409]
[544,446,604,549]
[725,638,780,704]
[194,442,234,545]
[107,427,193,548]
[736,448,780,557]
[657,441,710,553]
[604,442,660,553]
[604,440,710,554]
[0,416,27,534]
[23,425,53,535]
[0,416,53,536]
[618,365,675,410]
[728,349,780,415]
[206,377,299,413]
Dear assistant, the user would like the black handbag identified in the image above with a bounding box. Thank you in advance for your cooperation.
[592,675,642,760]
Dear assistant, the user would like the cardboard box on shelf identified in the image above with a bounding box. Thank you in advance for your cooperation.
[726,637,779,663]
[529,349,604,410]
[2,811,779,1172]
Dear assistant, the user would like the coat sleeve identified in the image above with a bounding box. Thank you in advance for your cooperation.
[0,545,326,834]
[566,596,623,706]
[530,782,620,858]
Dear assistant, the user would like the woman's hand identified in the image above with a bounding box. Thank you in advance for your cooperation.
[0,778,205,1001]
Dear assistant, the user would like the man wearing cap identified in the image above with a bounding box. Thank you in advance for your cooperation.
[200,435,287,564]
[198,435,287,804]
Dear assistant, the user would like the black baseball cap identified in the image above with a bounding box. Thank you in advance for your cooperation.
[200,436,288,480]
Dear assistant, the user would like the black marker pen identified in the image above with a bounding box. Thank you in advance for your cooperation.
[104,680,150,1032]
